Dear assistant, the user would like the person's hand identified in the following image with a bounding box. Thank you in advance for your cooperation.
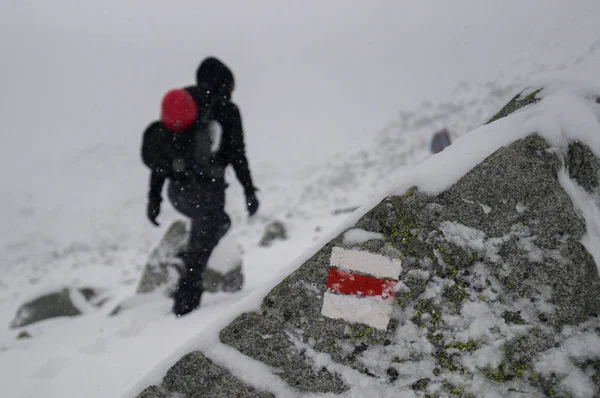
[147,197,161,226]
[245,189,259,217]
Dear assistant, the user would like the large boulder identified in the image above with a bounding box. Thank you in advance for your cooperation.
[132,88,600,398]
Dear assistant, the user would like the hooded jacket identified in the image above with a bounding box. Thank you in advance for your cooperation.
[144,57,256,204]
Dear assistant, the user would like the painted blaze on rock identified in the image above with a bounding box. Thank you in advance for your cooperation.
[136,89,600,398]
[321,247,402,330]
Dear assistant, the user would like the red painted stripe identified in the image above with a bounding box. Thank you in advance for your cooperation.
[326,268,396,299]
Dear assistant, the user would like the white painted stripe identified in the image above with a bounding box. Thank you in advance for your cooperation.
[320,291,393,330]
[330,247,402,279]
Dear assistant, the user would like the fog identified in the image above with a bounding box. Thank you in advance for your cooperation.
[2,1,599,171]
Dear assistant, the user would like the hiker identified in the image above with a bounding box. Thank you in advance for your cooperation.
[141,57,259,316]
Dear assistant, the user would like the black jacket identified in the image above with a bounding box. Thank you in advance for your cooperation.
[145,58,256,204]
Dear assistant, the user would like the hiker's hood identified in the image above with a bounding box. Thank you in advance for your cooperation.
[196,57,235,98]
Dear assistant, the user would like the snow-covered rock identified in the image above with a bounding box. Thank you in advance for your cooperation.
[259,221,288,247]
[131,87,600,397]
[135,219,245,297]
[10,287,105,328]
[136,220,188,295]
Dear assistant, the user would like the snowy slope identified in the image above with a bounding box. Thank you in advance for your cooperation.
[1,15,600,398]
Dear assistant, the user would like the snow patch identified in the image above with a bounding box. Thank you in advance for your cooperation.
[535,330,600,398]
[439,221,508,263]
[563,332,600,361]
[456,301,509,342]
[286,332,417,398]
[479,203,492,214]
[205,343,299,397]
[560,369,597,398]
[207,230,242,274]
[536,350,572,376]
[516,236,545,263]
[342,228,385,245]
[394,281,410,293]
[467,341,505,370]
[68,288,96,314]
[558,169,600,275]
[405,269,430,280]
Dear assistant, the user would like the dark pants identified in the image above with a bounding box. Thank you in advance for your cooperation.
[167,178,230,315]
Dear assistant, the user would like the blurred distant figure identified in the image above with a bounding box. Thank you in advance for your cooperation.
[141,57,259,316]
[430,128,451,154]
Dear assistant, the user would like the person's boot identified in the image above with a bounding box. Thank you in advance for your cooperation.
[172,251,206,316]
[172,274,203,316]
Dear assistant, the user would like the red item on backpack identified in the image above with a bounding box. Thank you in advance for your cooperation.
[161,89,198,132]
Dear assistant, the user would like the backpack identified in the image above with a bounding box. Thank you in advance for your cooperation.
[141,121,171,174]
[141,86,224,181]
[430,128,451,154]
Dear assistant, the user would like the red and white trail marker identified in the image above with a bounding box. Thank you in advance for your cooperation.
[321,247,402,330]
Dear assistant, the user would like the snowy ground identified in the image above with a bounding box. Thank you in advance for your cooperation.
[2,6,600,398]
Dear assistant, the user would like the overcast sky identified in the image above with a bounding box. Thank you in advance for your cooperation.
[1,1,600,171]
